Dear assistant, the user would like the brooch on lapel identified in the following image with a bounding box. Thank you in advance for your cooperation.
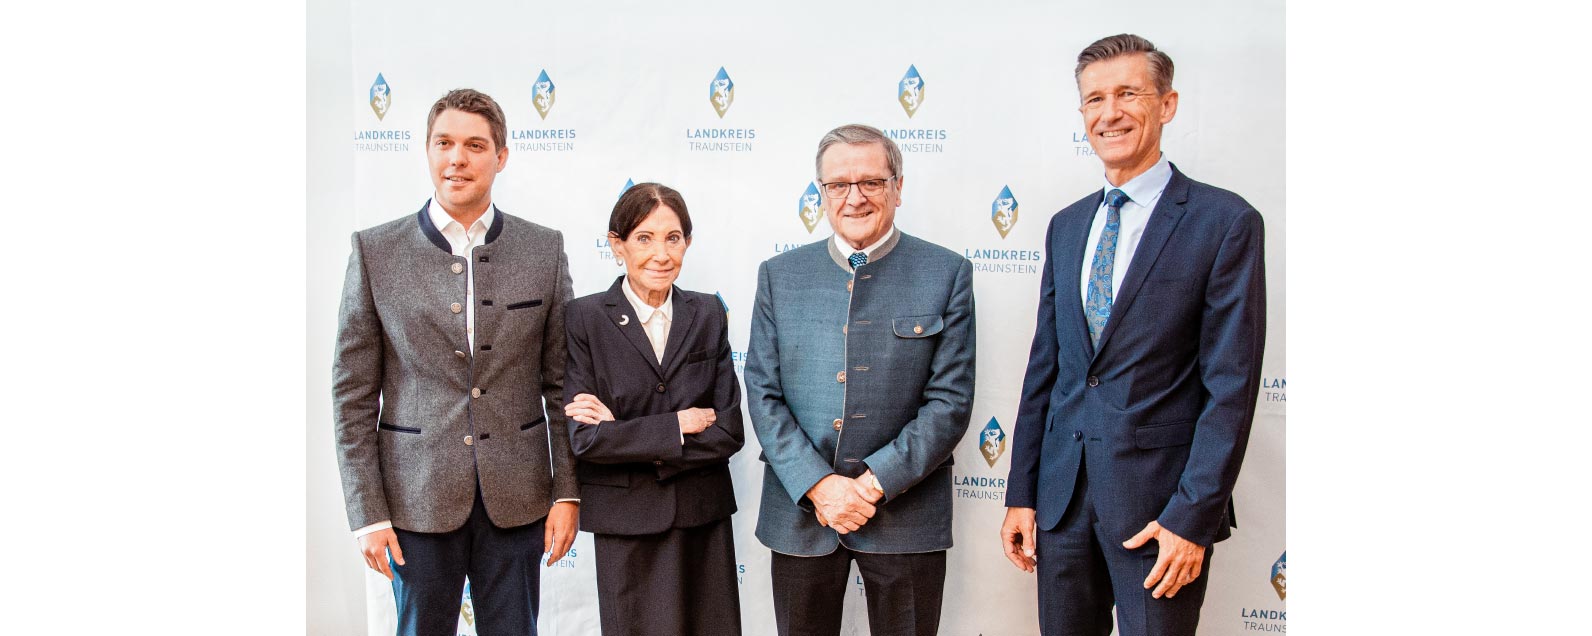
[619,315,630,326]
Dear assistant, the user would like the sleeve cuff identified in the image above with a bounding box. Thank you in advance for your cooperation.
[352,520,392,538]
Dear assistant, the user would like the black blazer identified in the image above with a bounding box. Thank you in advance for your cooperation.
[564,277,744,536]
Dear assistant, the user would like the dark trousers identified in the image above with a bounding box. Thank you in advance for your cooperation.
[593,517,742,636]
[390,489,544,636]
[769,545,946,636]
[1036,460,1214,636]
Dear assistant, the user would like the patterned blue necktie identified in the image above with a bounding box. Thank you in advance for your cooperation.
[1085,189,1130,348]
[849,251,868,269]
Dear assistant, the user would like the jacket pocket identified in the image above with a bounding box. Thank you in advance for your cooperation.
[684,348,711,364]
[1134,420,1195,449]
[577,463,630,487]
[892,315,944,338]
[506,299,543,310]
[520,416,546,431]
[378,422,421,434]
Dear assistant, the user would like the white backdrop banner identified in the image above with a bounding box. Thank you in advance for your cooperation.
[339,1,1284,634]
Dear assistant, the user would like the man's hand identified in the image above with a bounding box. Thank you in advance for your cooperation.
[357,528,405,581]
[1123,520,1207,599]
[677,407,717,436]
[805,474,876,534]
[544,501,580,566]
[565,393,614,426]
[1000,507,1038,573]
[852,470,884,505]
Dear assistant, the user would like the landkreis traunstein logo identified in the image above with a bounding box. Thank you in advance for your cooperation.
[797,182,823,234]
[710,67,735,118]
[898,65,925,117]
[369,73,391,121]
[1271,551,1286,600]
[354,72,411,153]
[532,69,556,120]
[979,417,1007,467]
[992,186,1019,239]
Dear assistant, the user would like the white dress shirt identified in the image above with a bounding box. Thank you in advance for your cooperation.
[620,276,674,364]
[832,225,898,272]
[1078,155,1174,307]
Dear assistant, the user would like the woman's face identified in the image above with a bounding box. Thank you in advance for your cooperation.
[611,204,690,302]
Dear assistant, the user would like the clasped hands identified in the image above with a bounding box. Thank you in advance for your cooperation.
[1000,508,1207,599]
[565,393,716,437]
[805,470,884,534]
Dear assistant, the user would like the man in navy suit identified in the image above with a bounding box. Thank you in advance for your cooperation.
[1000,34,1267,636]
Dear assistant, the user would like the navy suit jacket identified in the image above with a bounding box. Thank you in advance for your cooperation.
[563,277,744,536]
[1004,164,1266,547]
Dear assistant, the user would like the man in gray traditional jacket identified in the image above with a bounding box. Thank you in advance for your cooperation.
[746,123,977,636]
[333,88,579,636]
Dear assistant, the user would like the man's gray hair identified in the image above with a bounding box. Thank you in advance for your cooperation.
[1075,34,1174,95]
[815,124,903,181]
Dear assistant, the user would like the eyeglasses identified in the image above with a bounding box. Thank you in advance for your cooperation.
[820,176,897,199]
[1080,89,1158,113]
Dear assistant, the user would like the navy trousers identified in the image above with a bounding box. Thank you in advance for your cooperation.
[770,546,946,636]
[390,489,545,636]
[1036,459,1214,636]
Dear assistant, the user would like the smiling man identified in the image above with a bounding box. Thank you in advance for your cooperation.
[333,89,579,636]
[999,34,1267,636]
[746,124,976,636]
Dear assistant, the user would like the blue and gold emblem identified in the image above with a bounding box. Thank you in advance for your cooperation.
[991,186,1019,239]
[898,65,925,117]
[368,73,392,121]
[709,67,735,118]
[1270,552,1286,600]
[532,69,556,120]
[797,182,823,234]
[979,417,1007,467]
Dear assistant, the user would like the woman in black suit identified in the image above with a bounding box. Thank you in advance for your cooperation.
[563,182,744,636]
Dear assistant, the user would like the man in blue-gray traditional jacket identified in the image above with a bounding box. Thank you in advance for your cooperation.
[746,123,976,636]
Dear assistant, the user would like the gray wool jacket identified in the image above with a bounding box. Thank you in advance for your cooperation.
[333,203,579,533]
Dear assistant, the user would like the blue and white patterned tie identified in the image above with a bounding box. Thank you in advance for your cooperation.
[849,251,868,269]
[1085,189,1130,348]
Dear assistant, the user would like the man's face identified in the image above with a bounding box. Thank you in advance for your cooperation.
[819,142,902,250]
[426,108,507,216]
[1077,54,1178,181]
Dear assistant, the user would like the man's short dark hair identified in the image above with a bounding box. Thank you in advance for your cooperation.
[1075,34,1175,95]
[426,89,508,151]
[610,182,693,240]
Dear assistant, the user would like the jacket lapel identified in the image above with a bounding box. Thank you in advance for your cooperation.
[601,278,663,378]
[658,288,696,379]
[1093,166,1191,358]
[1059,191,1103,361]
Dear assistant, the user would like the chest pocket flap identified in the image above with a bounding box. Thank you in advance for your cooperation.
[892,315,944,338]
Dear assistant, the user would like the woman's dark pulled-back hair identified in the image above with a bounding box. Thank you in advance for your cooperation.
[609,182,692,240]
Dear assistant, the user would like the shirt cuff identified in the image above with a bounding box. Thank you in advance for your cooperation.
[352,520,392,538]
[555,498,581,504]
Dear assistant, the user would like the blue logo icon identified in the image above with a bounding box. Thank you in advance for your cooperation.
[709,67,735,118]
[980,417,1007,467]
[715,292,730,318]
[991,185,1019,239]
[369,73,391,121]
[1270,551,1286,600]
[619,178,635,199]
[532,69,556,120]
[898,65,925,117]
[797,182,823,233]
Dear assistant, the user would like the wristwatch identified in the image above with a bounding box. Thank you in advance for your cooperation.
[869,474,884,494]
